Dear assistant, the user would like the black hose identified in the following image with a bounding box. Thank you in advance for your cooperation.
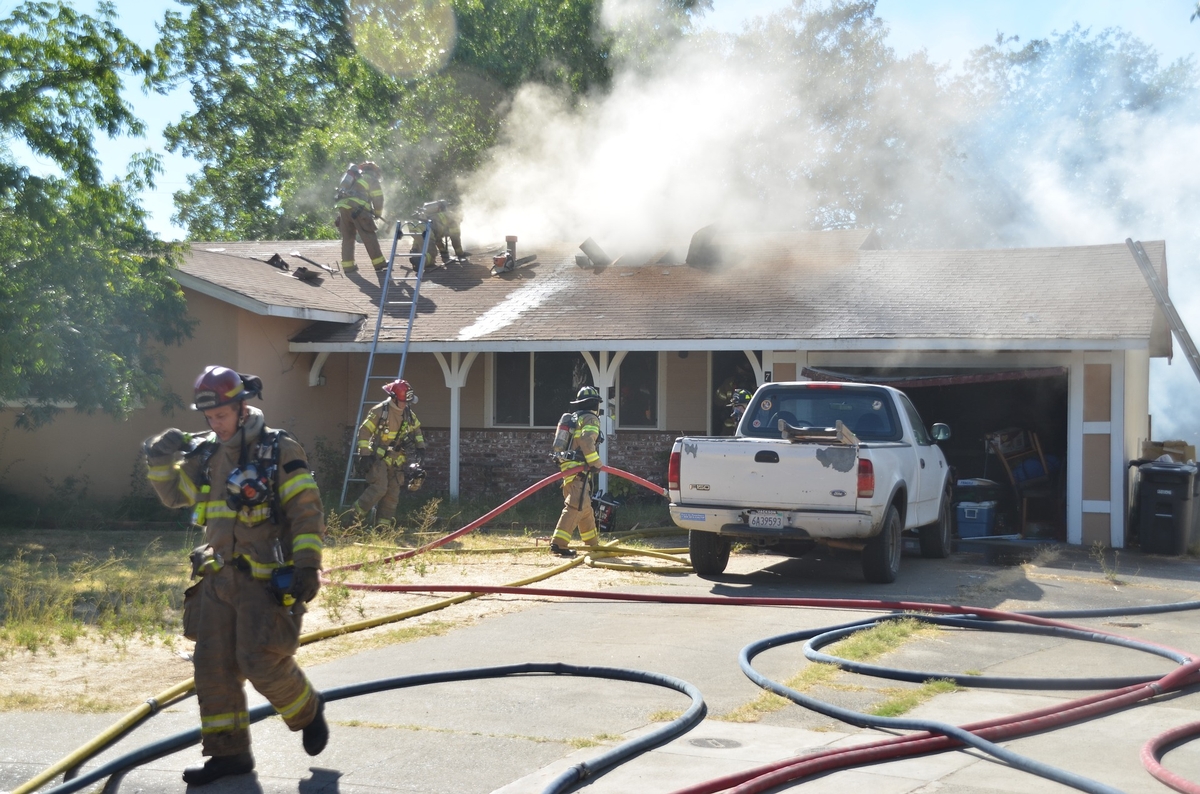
[804,613,1190,689]
[737,611,1198,794]
[1023,600,1200,619]
[44,663,705,794]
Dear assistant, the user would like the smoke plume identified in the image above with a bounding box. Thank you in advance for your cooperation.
[459,0,1200,442]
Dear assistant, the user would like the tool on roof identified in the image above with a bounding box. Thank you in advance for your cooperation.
[491,235,518,276]
[288,251,334,274]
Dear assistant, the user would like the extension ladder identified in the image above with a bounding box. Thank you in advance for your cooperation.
[338,219,433,508]
[1126,238,1200,385]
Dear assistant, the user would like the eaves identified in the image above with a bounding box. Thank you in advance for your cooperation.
[174,271,365,324]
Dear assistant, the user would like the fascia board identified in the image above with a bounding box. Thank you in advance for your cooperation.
[174,271,364,324]
[290,337,1152,354]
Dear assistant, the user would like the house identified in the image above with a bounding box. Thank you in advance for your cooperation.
[0,228,1172,549]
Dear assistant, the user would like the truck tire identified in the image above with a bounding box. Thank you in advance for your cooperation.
[918,487,953,559]
[689,531,731,576]
[862,504,902,584]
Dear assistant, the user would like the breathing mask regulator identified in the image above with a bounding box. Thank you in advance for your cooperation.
[226,463,272,510]
[196,369,271,513]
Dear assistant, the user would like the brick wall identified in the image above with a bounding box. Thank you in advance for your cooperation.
[419,429,676,499]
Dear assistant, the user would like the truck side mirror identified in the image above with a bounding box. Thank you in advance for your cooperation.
[931,423,951,441]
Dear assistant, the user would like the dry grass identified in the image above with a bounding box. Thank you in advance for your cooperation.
[715,617,942,723]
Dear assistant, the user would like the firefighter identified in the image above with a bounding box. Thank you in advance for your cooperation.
[142,366,328,785]
[354,378,426,521]
[549,386,604,557]
[410,199,466,266]
[335,161,386,272]
[725,388,753,434]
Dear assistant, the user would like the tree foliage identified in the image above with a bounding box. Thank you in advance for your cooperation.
[161,0,706,240]
[0,1,191,426]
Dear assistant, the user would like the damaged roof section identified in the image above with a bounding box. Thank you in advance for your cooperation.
[173,233,1171,355]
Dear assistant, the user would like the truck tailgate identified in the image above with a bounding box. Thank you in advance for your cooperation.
[678,438,858,512]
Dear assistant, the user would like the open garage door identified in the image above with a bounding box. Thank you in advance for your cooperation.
[803,366,1068,538]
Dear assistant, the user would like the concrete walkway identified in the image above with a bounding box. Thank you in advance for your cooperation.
[3,545,1200,793]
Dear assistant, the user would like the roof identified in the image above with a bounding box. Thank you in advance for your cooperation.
[176,232,1170,355]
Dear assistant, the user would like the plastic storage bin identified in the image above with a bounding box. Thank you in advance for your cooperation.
[956,501,997,538]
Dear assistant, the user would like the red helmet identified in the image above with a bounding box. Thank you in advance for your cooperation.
[359,160,381,176]
[192,366,262,411]
[383,379,416,403]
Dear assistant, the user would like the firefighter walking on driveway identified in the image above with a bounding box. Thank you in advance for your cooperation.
[354,378,427,521]
[335,161,386,272]
[142,366,328,786]
[549,386,604,557]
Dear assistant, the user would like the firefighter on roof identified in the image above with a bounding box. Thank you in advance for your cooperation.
[335,161,386,272]
[354,378,427,521]
[142,366,328,786]
[549,385,604,557]
[410,199,467,266]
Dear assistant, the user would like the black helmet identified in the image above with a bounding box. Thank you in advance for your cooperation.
[571,385,601,405]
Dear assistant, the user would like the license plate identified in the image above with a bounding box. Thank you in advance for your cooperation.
[748,512,784,529]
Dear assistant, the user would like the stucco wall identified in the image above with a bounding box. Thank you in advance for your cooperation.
[0,290,242,498]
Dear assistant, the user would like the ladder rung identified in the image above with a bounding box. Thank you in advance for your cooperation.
[387,301,413,305]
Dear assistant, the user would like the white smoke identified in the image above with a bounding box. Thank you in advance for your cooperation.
[459,0,1200,443]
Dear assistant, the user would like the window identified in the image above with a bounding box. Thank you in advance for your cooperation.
[618,351,658,428]
[898,393,932,445]
[493,352,594,427]
[741,384,903,442]
[494,352,530,424]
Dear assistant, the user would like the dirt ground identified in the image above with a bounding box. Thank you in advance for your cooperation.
[0,542,675,713]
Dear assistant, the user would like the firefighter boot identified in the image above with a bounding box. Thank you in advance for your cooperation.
[182,751,255,786]
[302,693,329,756]
[550,544,576,558]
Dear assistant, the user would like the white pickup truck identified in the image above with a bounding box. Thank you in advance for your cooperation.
[668,381,954,583]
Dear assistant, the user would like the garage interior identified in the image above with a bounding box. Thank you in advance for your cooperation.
[801,366,1069,540]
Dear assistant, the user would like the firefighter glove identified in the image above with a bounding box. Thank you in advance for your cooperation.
[291,566,321,603]
[144,428,186,457]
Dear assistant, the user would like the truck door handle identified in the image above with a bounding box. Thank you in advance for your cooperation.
[920,458,926,468]
[755,451,780,463]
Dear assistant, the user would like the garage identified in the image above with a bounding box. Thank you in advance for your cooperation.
[801,366,1069,540]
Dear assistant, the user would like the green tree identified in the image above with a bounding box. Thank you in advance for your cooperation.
[0,1,191,427]
[161,0,705,240]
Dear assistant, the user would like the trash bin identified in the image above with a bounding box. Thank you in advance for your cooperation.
[1136,461,1199,555]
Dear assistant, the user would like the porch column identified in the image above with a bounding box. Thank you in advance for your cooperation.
[583,350,628,493]
[434,351,479,498]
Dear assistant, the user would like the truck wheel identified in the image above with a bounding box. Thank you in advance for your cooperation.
[689,531,731,576]
[862,504,902,584]
[919,488,952,559]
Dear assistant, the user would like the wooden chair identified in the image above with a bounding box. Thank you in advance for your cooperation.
[985,429,1059,537]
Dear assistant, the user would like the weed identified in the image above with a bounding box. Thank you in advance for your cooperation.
[870,679,958,717]
[649,709,683,722]
[1090,542,1125,585]
[715,619,941,723]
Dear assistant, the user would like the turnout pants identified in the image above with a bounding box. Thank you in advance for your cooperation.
[355,458,406,519]
[338,206,385,270]
[553,474,598,547]
[193,566,318,756]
